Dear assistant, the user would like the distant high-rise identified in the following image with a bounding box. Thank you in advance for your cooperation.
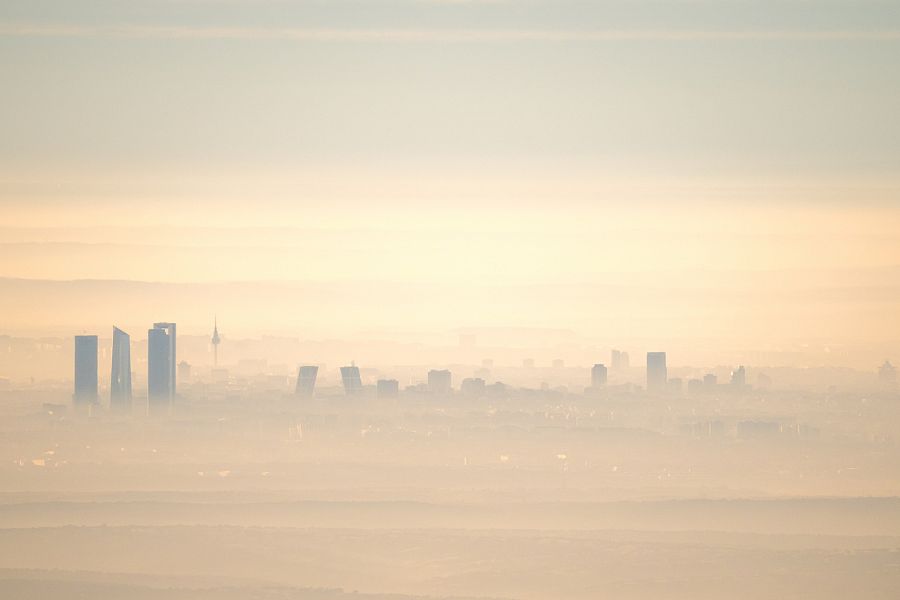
[110,327,132,413]
[152,322,177,397]
[177,360,192,383]
[730,365,747,387]
[376,378,399,399]
[296,365,319,398]
[428,369,452,394]
[703,373,718,389]
[591,363,608,388]
[73,335,99,407]
[460,377,486,397]
[340,365,362,395]
[148,323,176,415]
[646,352,667,392]
[611,349,630,370]
[211,317,221,367]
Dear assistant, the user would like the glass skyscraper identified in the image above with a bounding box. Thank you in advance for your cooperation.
[73,335,98,407]
[148,322,176,415]
[295,365,319,398]
[110,326,132,413]
[340,365,362,395]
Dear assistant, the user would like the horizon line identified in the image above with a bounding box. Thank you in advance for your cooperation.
[3,24,900,42]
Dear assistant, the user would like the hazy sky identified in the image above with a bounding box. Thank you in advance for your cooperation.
[1,1,899,348]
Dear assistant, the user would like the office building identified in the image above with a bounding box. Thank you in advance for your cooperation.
[591,363,608,388]
[340,365,362,395]
[152,322,177,397]
[148,324,175,415]
[376,378,399,399]
[296,365,319,398]
[646,352,667,392]
[110,327,132,412]
[611,349,630,370]
[731,365,747,387]
[428,369,452,394]
[74,335,99,406]
[461,377,486,397]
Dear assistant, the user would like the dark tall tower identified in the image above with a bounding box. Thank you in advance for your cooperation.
[110,327,132,413]
[646,352,667,393]
[148,324,175,415]
[74,335,99,407]
[152,322,177,398]
[296,365,319,398]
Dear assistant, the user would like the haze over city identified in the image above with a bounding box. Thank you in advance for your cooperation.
[1,1,899,599]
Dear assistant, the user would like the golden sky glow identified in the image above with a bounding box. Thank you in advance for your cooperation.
[1,0,899,362]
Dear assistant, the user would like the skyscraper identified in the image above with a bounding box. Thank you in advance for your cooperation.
[153,322,177,398]
[110,326,132,413]
[428,369,452,394]
[646,352,667,392]
[148,323,175,415]
[340,365,362,395]
[296,365,319,398]
[611,349,630,370]
[73,335,98,407]
[591,363,608,388]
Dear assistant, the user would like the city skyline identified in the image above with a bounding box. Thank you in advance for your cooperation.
[63,316,896,419]
[1,2,898,598]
